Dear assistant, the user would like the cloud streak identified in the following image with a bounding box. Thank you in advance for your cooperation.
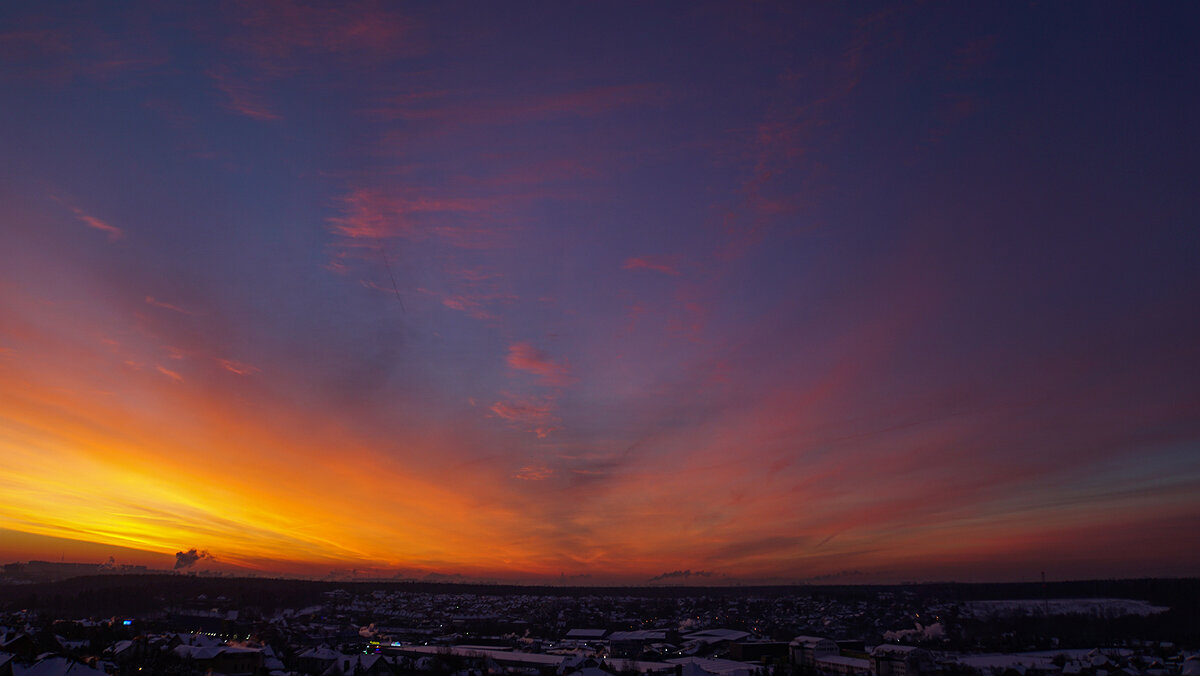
[145,296,196,315]
[68,205,123,240]
[624,256,681,276]
[506,343,572,387]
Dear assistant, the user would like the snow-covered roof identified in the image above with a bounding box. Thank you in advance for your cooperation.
[667,657,761,676]
[398,645,565,667]
[13,656,105,676]
[320,653,386,676]
[299,646,342,661]
[817,656,872,670]
[872,645,928,657]
[173,644,261,661]
[683,629,751,643]
[610,630,668,641]
[791,636,836,647]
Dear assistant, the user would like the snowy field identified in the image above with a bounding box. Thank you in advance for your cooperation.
[962,599,1169,618]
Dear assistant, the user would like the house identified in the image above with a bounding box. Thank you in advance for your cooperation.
[11,656,104,676]
[297,646,342,674]
[0,634,35,662]
[666,656,763,676]
[173,644,263,675]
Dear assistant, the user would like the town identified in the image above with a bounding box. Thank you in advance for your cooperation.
[0,573,1195,676]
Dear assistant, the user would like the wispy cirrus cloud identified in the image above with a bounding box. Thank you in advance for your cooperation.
[216,358,259,376]
[328,187,495,243]
[64,203,123,241]
[145,296,196,315]
[514,465,553,481]
[205,1,425,121]
[0,16,164,85]
[624,255,681,276]
[506,342,572,387]
[489,395,555,425]
[715,9,906,260]
[156,364,184,382]
[372,83,670,127]
[223,0,423,74]
[207,66,281,121]
[489,392,562,439]
[418,286,516,322]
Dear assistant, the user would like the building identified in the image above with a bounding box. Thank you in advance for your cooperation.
[814,655,872,676]
[667,656,765,676]
[729,642,789,663]
[791,637,839,668]
[297,646,342,674]
[320,654,394,676]
[871,645,934,676]
[610,631,670,659]
[173,644,263,676]
[566,629,609,641]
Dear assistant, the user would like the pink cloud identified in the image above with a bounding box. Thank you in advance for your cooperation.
[514,465,553,481]
[416,286,516,322]
[145,296,195,315]
[163,346,189,361]
[329,187,493,242]
[216,358,260,376]
[439,295,494,321]
[489,396,555,424]
[624,255,681,276]
[372,83,670,128]
[714,12,905,261]
[207,67,281,121]
[506,343,572,387]
[450,267,501,282]
[224,0,424,76]
[488,391,563,440]
[68,205,123,241]
[156,364,184,382]
[461,159,599,188]
[0,22,164,84]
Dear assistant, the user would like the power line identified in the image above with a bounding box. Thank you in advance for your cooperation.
[378,246,405,312]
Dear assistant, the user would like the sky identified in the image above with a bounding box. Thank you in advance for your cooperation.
[1,1,1198,585]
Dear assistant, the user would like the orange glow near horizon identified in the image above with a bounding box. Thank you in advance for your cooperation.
[4,284,1197,582]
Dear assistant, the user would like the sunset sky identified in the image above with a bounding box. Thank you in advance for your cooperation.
[1,2,1198,584]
